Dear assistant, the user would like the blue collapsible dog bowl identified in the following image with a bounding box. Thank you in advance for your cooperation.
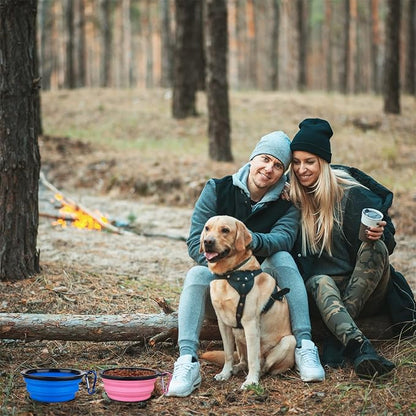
[21,368,96,403]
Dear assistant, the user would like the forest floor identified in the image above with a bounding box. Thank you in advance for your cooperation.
[0,89,415,415]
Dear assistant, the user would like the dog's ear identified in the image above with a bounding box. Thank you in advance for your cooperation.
[199,226,205,253]
[234,220,252,252]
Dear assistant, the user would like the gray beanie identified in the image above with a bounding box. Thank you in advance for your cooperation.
[249,131,291,170]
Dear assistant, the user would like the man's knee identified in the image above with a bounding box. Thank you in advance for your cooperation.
[183,265,213,289]
[262,251,296,272]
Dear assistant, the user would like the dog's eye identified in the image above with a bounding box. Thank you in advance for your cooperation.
[221,227,230,234]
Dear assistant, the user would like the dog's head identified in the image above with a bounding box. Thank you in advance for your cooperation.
[200,215,252,273]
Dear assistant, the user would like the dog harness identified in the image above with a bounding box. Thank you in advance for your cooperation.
[213,260,290,329]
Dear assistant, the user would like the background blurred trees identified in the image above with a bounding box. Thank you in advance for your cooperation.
[36,0,415,103]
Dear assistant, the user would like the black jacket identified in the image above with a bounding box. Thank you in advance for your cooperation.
[293,165,415,334]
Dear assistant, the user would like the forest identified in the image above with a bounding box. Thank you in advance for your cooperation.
[38,0,414,97]
[0,1,415,415]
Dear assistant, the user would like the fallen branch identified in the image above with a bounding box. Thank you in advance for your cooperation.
[39,212,76,222]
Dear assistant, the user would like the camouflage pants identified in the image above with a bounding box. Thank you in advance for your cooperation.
[305,240,390,346]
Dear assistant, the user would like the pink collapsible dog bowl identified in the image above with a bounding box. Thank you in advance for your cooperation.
[100,367,169,402]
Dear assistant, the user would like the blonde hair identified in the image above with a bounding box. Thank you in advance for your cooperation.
[289,160,360,256]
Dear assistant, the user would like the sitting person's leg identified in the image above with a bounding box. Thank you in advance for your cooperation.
[306,272,395,378]
[167,265,214,397]
[263,251,325,382]
[342,240,390,318]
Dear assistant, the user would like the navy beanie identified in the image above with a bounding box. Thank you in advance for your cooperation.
[290,118,333,163]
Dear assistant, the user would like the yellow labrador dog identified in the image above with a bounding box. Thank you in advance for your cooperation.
[200,215,296,389]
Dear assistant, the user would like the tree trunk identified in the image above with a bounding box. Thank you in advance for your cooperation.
[74,0,86,88]
[383,0,401,114]
[204,0,233,162]
[404,0,415,95]
[160,0,173,88]
[63,0,75,89]
[370,0,381,94]
[340,0,350,94]
[99,0,112,87]
[0,0,41,281]
[349,0,357,94]
[145,0,154,88]
[269,0,280,90]
[297,0,307,91]
[246,0,257,88]
[323,0,333,91]
[37,0,53,91]
[0,312,398,342]
[236,0,249,88]
[172,0,199,118]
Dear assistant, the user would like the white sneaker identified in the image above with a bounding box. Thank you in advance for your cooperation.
[295,339,325,382]
[166,354,201,397]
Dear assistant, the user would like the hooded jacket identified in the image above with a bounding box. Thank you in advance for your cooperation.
[187,163,300,265]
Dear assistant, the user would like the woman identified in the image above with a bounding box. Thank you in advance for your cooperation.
[288,118,410,379]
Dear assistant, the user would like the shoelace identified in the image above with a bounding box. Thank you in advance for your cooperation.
[172,362,194,380]
[299,348,320,366]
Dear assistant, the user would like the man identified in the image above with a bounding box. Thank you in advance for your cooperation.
[166,131,325,397]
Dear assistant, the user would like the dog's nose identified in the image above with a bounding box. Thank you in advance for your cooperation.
[204,237,215,249]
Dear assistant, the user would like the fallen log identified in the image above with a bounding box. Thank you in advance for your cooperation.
[0,312,402,343]
[0,313,220,342]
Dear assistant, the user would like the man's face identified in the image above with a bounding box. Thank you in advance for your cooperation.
[248,154,285,192]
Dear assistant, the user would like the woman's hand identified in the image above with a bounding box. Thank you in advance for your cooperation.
[365,220,386,241]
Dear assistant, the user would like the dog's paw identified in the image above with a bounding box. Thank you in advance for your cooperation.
[240,379,260,390]
[214,371,232,381]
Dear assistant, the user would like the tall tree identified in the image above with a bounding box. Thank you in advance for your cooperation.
[323,0,333,91]
[63,0,75,89]
[204,0,232,161]
[0,0,41,281]
[268,0,280,90]
[236,0,249,88]
[37,0,53,90]
[172,0,200,118]
[404,0,415,95]
[340,0,350,93]
[297,0,307,91]
[160,0,173,88]
[369,0,381,94]
[383,0,401,114]
[145,0,154,88]
[75,0,86,88]
[99,0,112,87]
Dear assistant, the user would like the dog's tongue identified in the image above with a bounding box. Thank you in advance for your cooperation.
[204,252,218,261]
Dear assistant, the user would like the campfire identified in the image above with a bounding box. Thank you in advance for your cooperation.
[52,193,109,231]
[39,172,122,234]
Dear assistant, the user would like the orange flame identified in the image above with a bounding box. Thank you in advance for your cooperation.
[53,193,109,231]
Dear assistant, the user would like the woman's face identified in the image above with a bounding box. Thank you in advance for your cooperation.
[292,151,321,188]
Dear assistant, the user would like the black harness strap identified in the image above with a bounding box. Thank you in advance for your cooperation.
[262,287,290,314]
[214,268,290,329]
